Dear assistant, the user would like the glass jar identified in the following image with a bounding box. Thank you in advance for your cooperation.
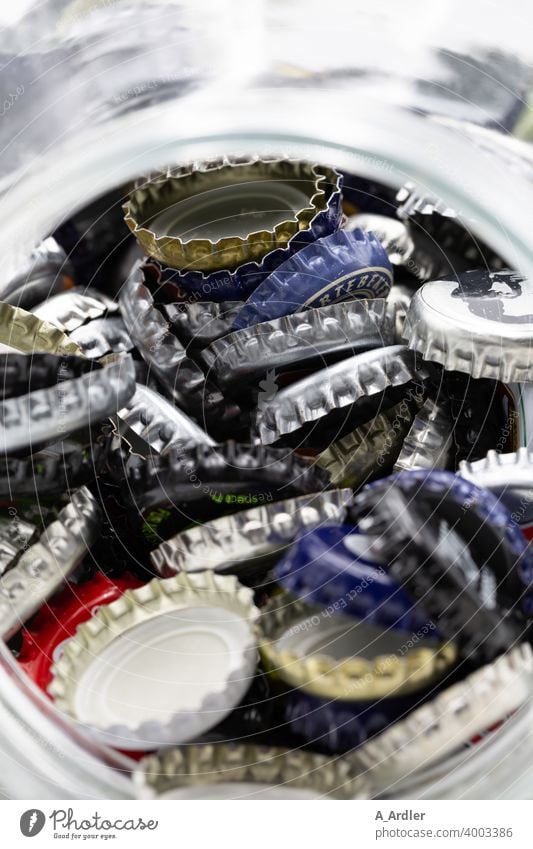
[1,0,533,799]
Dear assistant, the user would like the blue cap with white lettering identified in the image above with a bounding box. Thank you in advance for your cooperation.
[231,229,393,330]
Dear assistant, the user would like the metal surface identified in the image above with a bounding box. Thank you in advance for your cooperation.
[151,489,351,577]
[202,299,390,388]
[256,345,428,444]
[0,488,101,641]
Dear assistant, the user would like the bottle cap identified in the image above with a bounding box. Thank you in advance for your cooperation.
[150,489,352,579]
[18,571,142,692]
[256,345,429,445]
[274,524,426,631]
[316,396,420,487]
[164,301,244,348]
[124,442,331,521]
[386,284,414,343]
[0,440,107,500]
[232,229,393,331]
[0,302,81,356]
[396,182,456,221]
[0,487,101,640]
[403,269,533,381]
[0,515,38,576]
[133,743,369,800]
[201,300,390,390]
[0,353,136,453]
[392,700,533,800]
[48,571,260,750]
[394,397,453,472]
[360,469,533,605]
[353,195,459,283]
[354,643,533,791]
[114,383,215,457]
[69,316,133,358]
[352,482,524,660]
[0,352,95,400]
[459,448,533,539]
[396,183,504,273]
[151,163,343,302]
[1,237,73,310]
[33,287,119,332]
[119,261,225,417]
[259,595,456,701]
[283,684,431,755]
[123,158,342,273]
[344,213,416,269]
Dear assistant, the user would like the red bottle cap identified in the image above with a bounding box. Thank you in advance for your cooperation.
[18,571,142,693]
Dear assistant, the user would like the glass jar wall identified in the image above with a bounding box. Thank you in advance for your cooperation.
[1,0,533,799]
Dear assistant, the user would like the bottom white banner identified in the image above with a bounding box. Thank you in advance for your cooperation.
[2,800,531,848]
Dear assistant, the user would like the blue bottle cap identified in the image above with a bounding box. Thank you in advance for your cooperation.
[231,229,393,330]
[369,470,533,598]
[274,525,427,632]
[283,687,430,754]
[357,469,533,619]
[351,483,523,660]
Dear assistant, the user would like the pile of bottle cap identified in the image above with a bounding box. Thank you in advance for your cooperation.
[2,158,533,799]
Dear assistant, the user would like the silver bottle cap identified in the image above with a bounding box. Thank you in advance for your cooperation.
[1,237,72,309]
[403,269,533,381]
[33,287,119,332]
[344,213,415,268]
[354,643,533,792]
[386,284,414,343]
[151,489,351,578]
[396,182,456,221]
[69,316,134,358]
[0,353,136,453]
[134,743,369,800]
[119,262,222,415]
[201,300,390,389]
[114,383,215,457]
[0,487,101,640]
[256,345,428,445]
[459,448,533,532]
[394,397,453,472]
[0,516,38,577]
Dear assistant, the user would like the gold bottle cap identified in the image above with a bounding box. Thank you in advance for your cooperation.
[259,595,457,701]
[124,158,340,272]
[0,301,81,356]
